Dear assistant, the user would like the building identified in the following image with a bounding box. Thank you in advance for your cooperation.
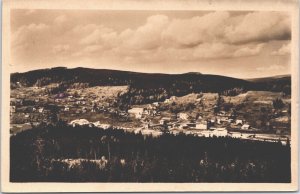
[241,124,250,130]
[69,119,90,127]
[212,128,228,137]
[152,102,159,106]
[10,106,16,113]
[236,119,243,125]
[159,117,171,125]
[170,96,177,101]
[196,122,208,130]
[178,113,189,120]
[39,108,44,113]
[128,107,144,119]
[164,99,171,103]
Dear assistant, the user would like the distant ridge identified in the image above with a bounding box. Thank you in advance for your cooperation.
[11,67,291,95]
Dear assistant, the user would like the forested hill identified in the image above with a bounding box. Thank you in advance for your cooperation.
[11,67,291,95]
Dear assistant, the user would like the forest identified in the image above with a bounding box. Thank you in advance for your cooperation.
[10,123,291,182]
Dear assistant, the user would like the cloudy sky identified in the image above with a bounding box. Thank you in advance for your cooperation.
[11,10,291,78]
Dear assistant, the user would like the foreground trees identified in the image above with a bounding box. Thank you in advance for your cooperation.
[10,124,291,182]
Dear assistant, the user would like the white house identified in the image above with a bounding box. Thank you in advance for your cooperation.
[10,106,16,113]
[212,128,228,137]
[241,124,250,130]
[69,119,90,127]
[196,123,207,130]
[38,108,44,113]
[164,98,171,103]
[64,106,70,111]
[236,119,243,125]
[178,113,189,120]
[128,108,144,119]
[152,102,159,106]
[170,96,177,101]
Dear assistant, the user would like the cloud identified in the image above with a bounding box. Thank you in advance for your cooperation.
[233,43,264,57]
[123,15,169,50]
[256,64,285,71]
[271,43,290,55]
[52,44,70,54]
[54,15,68,25]
[225,12,290,44]
[80,26,117,46]
[162,12,230,47]
[12,23,50,47]
[25,9,36,15]
[11,10,291,74]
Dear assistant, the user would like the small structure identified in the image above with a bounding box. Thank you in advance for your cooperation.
[10,106,16,113]
[196,122,208,130]
[152,102,159,106]
[170,96,177,101]
[241,124,250,130]
[236,119,243,125]
[164,98,171,103]
[39,108,44,113]
[212,128,228,137]
[64,106,70,112]
[69,119,90,127]
[178,113,189,120]
[128,108,144,119]
[159,117,171,125]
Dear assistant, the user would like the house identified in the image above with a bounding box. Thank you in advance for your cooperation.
[143,109,150,115]
[69,119,90,127]
[159,117,171,125]
[178,113,189,120]
[236,119,243,125]
[170,96,177,101]
[128,108,144,119]
[38,108,44,113]
[82,107,87,113]
[196,122,208,130]
[64,106,70,112]
[164,98,171,103]
[241,124,250,130]
[152,102,159,106]
[10,106,16,113]
[212,128,228,137]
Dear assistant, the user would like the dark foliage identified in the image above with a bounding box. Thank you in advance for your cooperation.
[10,124,291,183]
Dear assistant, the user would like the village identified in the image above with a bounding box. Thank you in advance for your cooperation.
[10,84,291,144]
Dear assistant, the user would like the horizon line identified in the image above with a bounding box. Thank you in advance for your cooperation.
[10,66,291,80]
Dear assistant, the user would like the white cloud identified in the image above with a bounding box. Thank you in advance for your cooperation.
[54,15,68,25]
[52,44,70,54]
[256,64,285,71]
[12,23,50,47]
[271,43,290,55]
[11,11,291,73]
[25,9,36,15]
[162,12,230,47]
[233,43,264,57]
[225,12,290,44]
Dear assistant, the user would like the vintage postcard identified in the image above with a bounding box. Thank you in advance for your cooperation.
[1,0,299,192]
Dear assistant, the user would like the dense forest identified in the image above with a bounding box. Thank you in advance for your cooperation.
[11,67,291,104]
[10,123,291,182]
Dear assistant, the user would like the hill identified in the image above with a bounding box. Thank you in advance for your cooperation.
[10,67,291,104]
[11,67,250,91]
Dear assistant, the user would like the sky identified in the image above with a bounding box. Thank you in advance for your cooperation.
[11,10,291,78]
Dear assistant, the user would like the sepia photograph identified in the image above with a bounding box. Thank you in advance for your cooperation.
[1,0,299,192]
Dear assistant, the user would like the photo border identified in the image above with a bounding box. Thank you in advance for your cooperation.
[1,0,299,192]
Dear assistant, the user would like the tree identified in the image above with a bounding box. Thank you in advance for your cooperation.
[100,135,119,161]
[272,98,284,109]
